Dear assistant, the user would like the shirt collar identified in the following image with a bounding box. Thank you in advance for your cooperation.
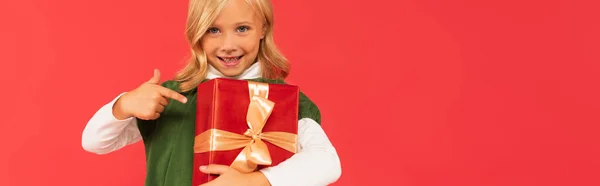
[205,61,262,80]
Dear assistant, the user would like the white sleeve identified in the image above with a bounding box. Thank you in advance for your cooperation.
[81,92,143,155]
[259,118,342,186]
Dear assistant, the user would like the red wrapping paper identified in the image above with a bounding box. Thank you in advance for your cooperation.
[192,78,299,185]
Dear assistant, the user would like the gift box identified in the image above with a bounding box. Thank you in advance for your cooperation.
[192,78,299,185]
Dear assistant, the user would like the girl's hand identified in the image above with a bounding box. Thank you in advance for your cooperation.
[199,164,271,186]
[112,69,188,120]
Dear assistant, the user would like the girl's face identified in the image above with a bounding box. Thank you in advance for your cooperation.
[201,0,265,77]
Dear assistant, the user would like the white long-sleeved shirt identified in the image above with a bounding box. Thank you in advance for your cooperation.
[81,62,342,186]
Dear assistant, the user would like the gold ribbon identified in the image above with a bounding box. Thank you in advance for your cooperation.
[194,81,298,173]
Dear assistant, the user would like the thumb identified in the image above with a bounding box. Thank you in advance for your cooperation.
[199,164,231,175]
[147,69,160,84]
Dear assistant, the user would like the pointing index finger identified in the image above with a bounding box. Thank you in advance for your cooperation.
[156,86,188,104]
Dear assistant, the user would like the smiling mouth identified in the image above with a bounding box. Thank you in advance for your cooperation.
[217,55,243,67]
[217,56,243,63]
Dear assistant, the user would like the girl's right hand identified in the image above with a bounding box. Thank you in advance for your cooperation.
[112,69,188,120]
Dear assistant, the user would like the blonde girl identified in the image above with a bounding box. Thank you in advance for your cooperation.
[82,0,341,185]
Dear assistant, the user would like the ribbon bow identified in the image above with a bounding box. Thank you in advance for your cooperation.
[194,82,298,173]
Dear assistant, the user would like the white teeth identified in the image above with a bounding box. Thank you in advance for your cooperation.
[221,57,240,63]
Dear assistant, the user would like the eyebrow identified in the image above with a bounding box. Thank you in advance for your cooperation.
[211,21,254,27]
[235,21,253,25]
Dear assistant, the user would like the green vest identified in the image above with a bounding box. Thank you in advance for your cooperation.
[136,78,321,186]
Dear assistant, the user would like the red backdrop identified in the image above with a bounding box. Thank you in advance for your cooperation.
[1,0,599,185]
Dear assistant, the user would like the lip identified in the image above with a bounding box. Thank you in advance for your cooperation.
[217,55,243,67]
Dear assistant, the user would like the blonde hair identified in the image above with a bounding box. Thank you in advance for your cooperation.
[174,0,289,93]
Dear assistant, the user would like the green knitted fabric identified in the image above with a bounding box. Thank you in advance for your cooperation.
[136,78,321,186]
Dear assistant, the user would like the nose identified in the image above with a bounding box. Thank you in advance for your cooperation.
[220,32,237,53]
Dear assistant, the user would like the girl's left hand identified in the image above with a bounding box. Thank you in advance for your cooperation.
[199,164,270,186]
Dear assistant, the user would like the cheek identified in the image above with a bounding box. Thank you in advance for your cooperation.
[240,37,261,54]
[200,39,217,55]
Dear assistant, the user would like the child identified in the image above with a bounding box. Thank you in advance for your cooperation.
[81,0,341,185]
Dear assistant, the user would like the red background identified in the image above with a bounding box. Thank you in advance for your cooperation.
[1,0,599,185]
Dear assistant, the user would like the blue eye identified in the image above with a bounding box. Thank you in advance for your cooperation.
[237,26,249,32]
[207,27,220,34]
